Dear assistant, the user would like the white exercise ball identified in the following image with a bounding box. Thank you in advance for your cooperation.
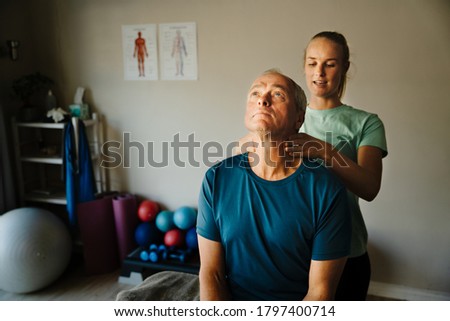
[0,207,72,293]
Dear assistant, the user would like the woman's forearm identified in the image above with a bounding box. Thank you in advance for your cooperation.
[324,145,383,201]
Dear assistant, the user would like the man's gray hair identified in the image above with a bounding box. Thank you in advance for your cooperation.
[262,68,307,113]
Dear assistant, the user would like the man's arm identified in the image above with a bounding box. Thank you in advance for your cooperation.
[303,258,347,301]
[198,235,231,300]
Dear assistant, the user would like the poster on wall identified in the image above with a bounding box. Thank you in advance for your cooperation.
[159,22,198,80]
[122,24,158,81]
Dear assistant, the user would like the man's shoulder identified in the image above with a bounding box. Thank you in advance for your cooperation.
[204,153,247,177]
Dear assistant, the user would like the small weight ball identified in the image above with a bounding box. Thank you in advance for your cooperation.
[137,200,160,222]
[155,210,175,232]
[0,207,72,294]
[164,229,185,248]
[173,206,197,230]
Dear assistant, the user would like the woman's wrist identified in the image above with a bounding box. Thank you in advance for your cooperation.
[321,142,333,166]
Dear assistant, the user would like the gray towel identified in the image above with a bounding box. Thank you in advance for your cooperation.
[116,271,200,301]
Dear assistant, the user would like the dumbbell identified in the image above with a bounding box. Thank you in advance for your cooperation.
[148,244,168,263]
[165,250,186,263]
[163,248,193,263]
[139,249,150,261]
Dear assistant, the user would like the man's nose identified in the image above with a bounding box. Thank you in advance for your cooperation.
[258,93,271,107]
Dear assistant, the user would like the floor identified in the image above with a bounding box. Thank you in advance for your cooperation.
[0,255,395,301]
[0,256,135,301]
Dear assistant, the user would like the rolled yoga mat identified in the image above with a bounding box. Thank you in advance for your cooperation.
[77,195,120,274]
[112,194,139,261]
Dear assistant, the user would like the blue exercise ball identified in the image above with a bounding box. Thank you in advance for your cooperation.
[173,206,197,230]
[0,207,72,294]
[155,210,175,232]
[134,221,162,247]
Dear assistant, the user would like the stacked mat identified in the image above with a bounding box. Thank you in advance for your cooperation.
[77,193,140,274]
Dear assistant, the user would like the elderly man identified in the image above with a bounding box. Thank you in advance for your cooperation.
[197,69,351,301]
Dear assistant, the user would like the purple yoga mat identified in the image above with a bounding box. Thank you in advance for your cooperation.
[77,195,120,274]
[112,194,139,261]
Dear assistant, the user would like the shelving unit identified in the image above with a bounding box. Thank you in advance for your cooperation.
[12,113,105,211]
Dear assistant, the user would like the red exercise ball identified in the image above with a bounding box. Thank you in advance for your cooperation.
[164,229,185,247]
[138,200,160,222]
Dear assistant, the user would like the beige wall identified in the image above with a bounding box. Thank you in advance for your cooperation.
[2,0,449,298]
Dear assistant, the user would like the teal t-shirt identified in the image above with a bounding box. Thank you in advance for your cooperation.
[197,153,351,300]
[300,105,388,257]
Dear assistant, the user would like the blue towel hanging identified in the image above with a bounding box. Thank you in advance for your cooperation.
[64,118,96,226]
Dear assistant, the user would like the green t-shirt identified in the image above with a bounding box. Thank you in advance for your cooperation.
[300,105,388,257]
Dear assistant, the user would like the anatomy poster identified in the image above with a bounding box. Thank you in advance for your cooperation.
[159,22,198,80]
[122,24,158,80]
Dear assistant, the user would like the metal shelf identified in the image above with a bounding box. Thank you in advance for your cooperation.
[25,191,67,205]
[16,118,97,129]
[12,113,105,207]
[20,155,63,165]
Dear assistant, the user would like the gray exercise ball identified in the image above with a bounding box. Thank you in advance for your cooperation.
[0,207,72,293]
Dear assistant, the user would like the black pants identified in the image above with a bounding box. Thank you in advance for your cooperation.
[335,252,371,301]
